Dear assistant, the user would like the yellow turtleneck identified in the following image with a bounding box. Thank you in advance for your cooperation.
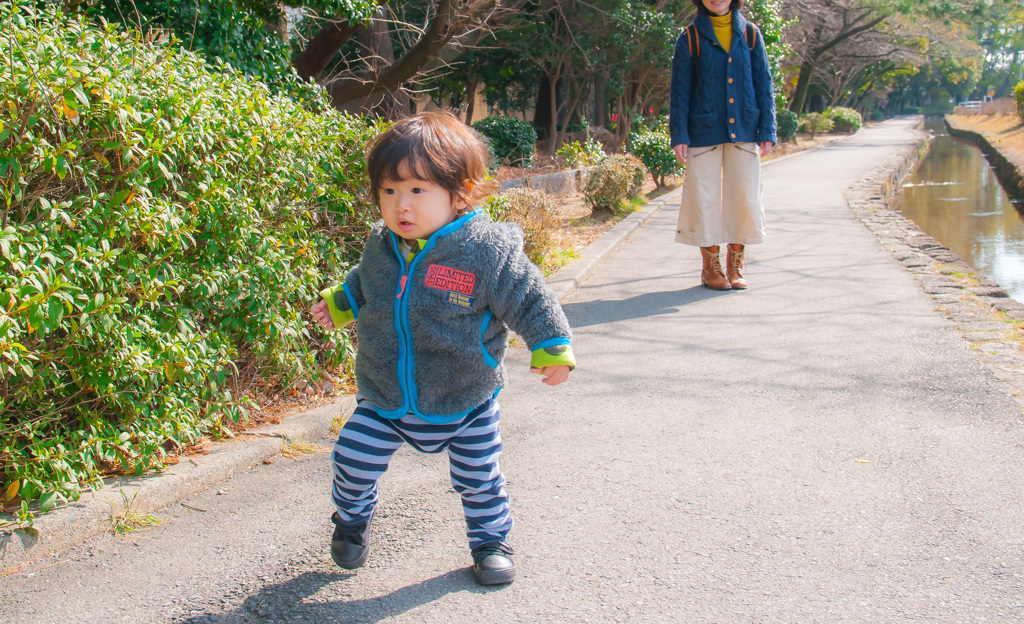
[710,13,732,53]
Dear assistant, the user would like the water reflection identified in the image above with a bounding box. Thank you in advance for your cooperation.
[895,117,1024,303]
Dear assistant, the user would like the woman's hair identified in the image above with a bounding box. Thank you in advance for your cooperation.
[691,0,743,12]
[366,110,497,213]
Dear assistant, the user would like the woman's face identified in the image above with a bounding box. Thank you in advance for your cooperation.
[703,0,731,16]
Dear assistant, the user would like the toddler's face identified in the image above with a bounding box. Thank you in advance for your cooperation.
[379,162,466,243]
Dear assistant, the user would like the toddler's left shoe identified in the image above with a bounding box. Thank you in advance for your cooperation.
[330,511,372,569]
[471,541,515,585]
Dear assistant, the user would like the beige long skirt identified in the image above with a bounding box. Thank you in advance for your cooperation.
[675,142,766,247]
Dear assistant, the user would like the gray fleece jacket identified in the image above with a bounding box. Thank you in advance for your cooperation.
[322,208,574,423]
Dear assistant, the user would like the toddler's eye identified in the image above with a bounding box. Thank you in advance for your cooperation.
[411,187,424,194]
[383,188,395,195]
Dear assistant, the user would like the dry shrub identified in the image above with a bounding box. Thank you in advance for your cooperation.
[584,154,646,213]
[486,188,560,265]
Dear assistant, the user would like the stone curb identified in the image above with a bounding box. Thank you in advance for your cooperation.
[944,119,1024,200]
[0,396,356,574]
[547,191,678,300]
[499,168,587,197]
[846,119,1024,411]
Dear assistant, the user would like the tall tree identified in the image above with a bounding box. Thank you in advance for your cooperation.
[87,0,509,115]
[782,0,890,113]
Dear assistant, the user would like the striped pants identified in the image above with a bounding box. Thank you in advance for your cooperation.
[331,396,512,549]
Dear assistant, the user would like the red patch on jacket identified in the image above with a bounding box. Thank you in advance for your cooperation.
[424,264,476,295]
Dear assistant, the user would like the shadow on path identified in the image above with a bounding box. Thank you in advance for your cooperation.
[176,568,496,624]
[563,285,733,328]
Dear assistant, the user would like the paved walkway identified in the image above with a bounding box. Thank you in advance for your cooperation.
[5,118,1024,623]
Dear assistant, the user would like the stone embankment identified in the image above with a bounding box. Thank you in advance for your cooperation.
[945,115,1024,200]
[847,118,1024,408]
[499,168,589,197]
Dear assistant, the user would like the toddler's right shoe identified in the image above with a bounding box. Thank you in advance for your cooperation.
[471,541,516,585]
[330,511,371,569]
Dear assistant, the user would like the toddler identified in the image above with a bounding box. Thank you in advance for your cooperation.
[310,111,575,585]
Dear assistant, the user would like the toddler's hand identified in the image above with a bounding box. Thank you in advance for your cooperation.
[310,299,335,330]
[530,365,570,386]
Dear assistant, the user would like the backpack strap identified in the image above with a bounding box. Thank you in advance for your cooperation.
[746,22,757,50]
[686,23,700,59]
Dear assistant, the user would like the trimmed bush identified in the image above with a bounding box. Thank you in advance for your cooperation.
[485,188,559,265]
[635,114,671,134]
[825,106,862,133]
[869,111,884,122]
[472,116,537,168]
[1015,81,1024,122]
[584,155,646,214]
[556,137,606,168]
[609,154,647,198]
[799,113,833,139]
[626,129,681,188]
[0,1,381,512]
[776,109,798,142]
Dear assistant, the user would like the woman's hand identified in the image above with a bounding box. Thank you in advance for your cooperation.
[673,144,688,164]
[759,141,774,158]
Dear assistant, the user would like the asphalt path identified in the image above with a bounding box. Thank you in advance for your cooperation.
[4,117,1024,623]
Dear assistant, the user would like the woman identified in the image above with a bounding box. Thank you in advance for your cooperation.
[669,0,777,290]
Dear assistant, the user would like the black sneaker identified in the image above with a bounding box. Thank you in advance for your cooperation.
[330,511,371,569]
[471,541,515,585]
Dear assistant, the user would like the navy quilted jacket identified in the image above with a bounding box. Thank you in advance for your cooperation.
[669,11,777,149]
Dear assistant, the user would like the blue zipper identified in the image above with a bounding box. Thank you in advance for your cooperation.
[390,209,484,417]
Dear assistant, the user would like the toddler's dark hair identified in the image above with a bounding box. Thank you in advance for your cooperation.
[366,111,497,213]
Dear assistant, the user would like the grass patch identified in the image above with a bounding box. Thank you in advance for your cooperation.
[109,491,162,535]
[281,441,327,459]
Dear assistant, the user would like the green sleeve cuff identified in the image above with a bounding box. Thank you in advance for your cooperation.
[319,285,355,329]
[530,344,576,370]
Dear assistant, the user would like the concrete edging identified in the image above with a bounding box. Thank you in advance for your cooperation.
[1,397,356,573]
[944,120,1024,200]
[547,192,678,301]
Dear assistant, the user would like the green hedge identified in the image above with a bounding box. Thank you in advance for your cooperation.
[825,106,862,133]
[799,113,833,138]
[776,109,798,142]
[626,128,681,188]
[472,116,537,168]
[1015,81,1024,122]
[486,188,559,265]
[583,154,646,214]
[0,1,381,514]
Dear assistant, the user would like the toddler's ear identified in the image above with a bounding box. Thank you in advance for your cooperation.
[456,179,475,209]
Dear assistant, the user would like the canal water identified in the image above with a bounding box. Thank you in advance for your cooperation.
[895,117,1024,303]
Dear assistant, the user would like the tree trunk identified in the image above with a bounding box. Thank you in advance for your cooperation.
[293,0,387,81]
[464,79,479,124]
[534,79,552,139]
[344,18,410,118]
[790,62,815,114]
[546,74,560,153]
[594,75,607,129]
[327,0,459,109]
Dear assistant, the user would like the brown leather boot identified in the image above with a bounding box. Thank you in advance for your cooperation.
[700,246,731,290]
[726,244,747,289]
